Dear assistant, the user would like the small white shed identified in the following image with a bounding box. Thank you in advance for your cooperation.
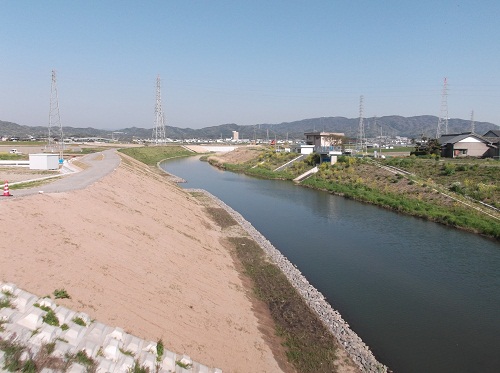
[29,153,60,170]
[299,145,315,154]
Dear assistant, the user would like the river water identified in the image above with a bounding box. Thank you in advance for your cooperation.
[161,156,500,373]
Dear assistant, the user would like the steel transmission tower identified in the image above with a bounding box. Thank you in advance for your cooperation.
[470,110,475,133]
[436,77,449,138]
[153,75,166,145]
[356,95,366,154]
[48,70,64,160]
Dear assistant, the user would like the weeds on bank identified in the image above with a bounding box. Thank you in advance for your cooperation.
[53,288,70,299]
[0,337,72,372]
[0,290,14,311]
[219,151,500,239]
[228,236,340,372]
[175,360,192,369]
[119,347,135,357]
[9,178,61,190]
[42,309,59,326]
[72,317,86,327]
[118,146,194,166]
[205,207,238,229]
[0,298,12,309]
[156,339,164,362]
[128,360,150,373]
[202,202,342,371]
[303,174,500,240]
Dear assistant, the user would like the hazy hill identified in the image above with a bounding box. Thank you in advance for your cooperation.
[1,115,498,141]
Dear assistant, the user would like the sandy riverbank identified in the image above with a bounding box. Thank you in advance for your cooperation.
[0,155,286,372]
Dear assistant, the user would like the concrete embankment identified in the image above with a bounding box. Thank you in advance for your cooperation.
[0,283,221,372]
[186,188,387,373]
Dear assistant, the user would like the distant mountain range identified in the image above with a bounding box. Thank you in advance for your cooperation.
[1,115,498,141]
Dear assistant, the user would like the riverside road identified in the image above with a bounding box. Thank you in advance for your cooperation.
[8,149,121,198]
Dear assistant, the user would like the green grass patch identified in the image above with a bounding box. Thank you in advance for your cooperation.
[156,339,164,362]
[118,146,194,165]
[42,309,59,326]
[0,298,12,309]
[9,178,61,190]
[0,154,26,160]
[72,317,86,327]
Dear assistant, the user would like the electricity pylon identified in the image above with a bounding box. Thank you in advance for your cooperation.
[48,70,64,161]
[153,75,166,145]
[470,110,475,134]
[436,77,449,138]
[356,95,366,154]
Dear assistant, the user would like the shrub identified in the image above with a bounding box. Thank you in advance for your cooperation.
[53,289,70,299]
[450,182,464,194]
[156,339,164,362]
[443,163,456,175]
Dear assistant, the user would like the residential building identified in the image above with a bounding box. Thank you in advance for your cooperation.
[438,132,497,158]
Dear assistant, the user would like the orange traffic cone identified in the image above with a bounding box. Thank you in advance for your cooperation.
[2,181,12,197]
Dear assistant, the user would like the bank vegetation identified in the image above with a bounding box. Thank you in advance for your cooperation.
[208,147,500,240]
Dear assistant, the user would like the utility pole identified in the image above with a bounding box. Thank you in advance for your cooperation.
[436,77,449,138]
[152,75,166,145]
[48,70,64,162]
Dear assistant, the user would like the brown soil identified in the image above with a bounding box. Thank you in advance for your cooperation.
[207,146,265,166]
[0,155,284,372]
[0,152,364,372]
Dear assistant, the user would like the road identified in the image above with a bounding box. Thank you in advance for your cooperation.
[8,149,121,198]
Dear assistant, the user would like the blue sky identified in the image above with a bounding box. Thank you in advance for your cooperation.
[1,0,499,130]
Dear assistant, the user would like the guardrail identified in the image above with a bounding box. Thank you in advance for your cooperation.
[315,146,342,153]
[0,160,30,166]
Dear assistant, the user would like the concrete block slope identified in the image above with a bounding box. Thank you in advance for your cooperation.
[0,283,222,372]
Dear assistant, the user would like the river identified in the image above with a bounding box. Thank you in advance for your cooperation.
[161,156,500,373]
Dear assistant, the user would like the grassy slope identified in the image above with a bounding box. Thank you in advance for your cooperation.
[118,146,194,165]
[214,149,500,240]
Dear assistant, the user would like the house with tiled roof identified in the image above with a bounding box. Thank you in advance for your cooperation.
[483,130,500,159]
[438,132,498,158]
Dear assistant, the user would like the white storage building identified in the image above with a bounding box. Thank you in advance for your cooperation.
[29,154,60,170]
